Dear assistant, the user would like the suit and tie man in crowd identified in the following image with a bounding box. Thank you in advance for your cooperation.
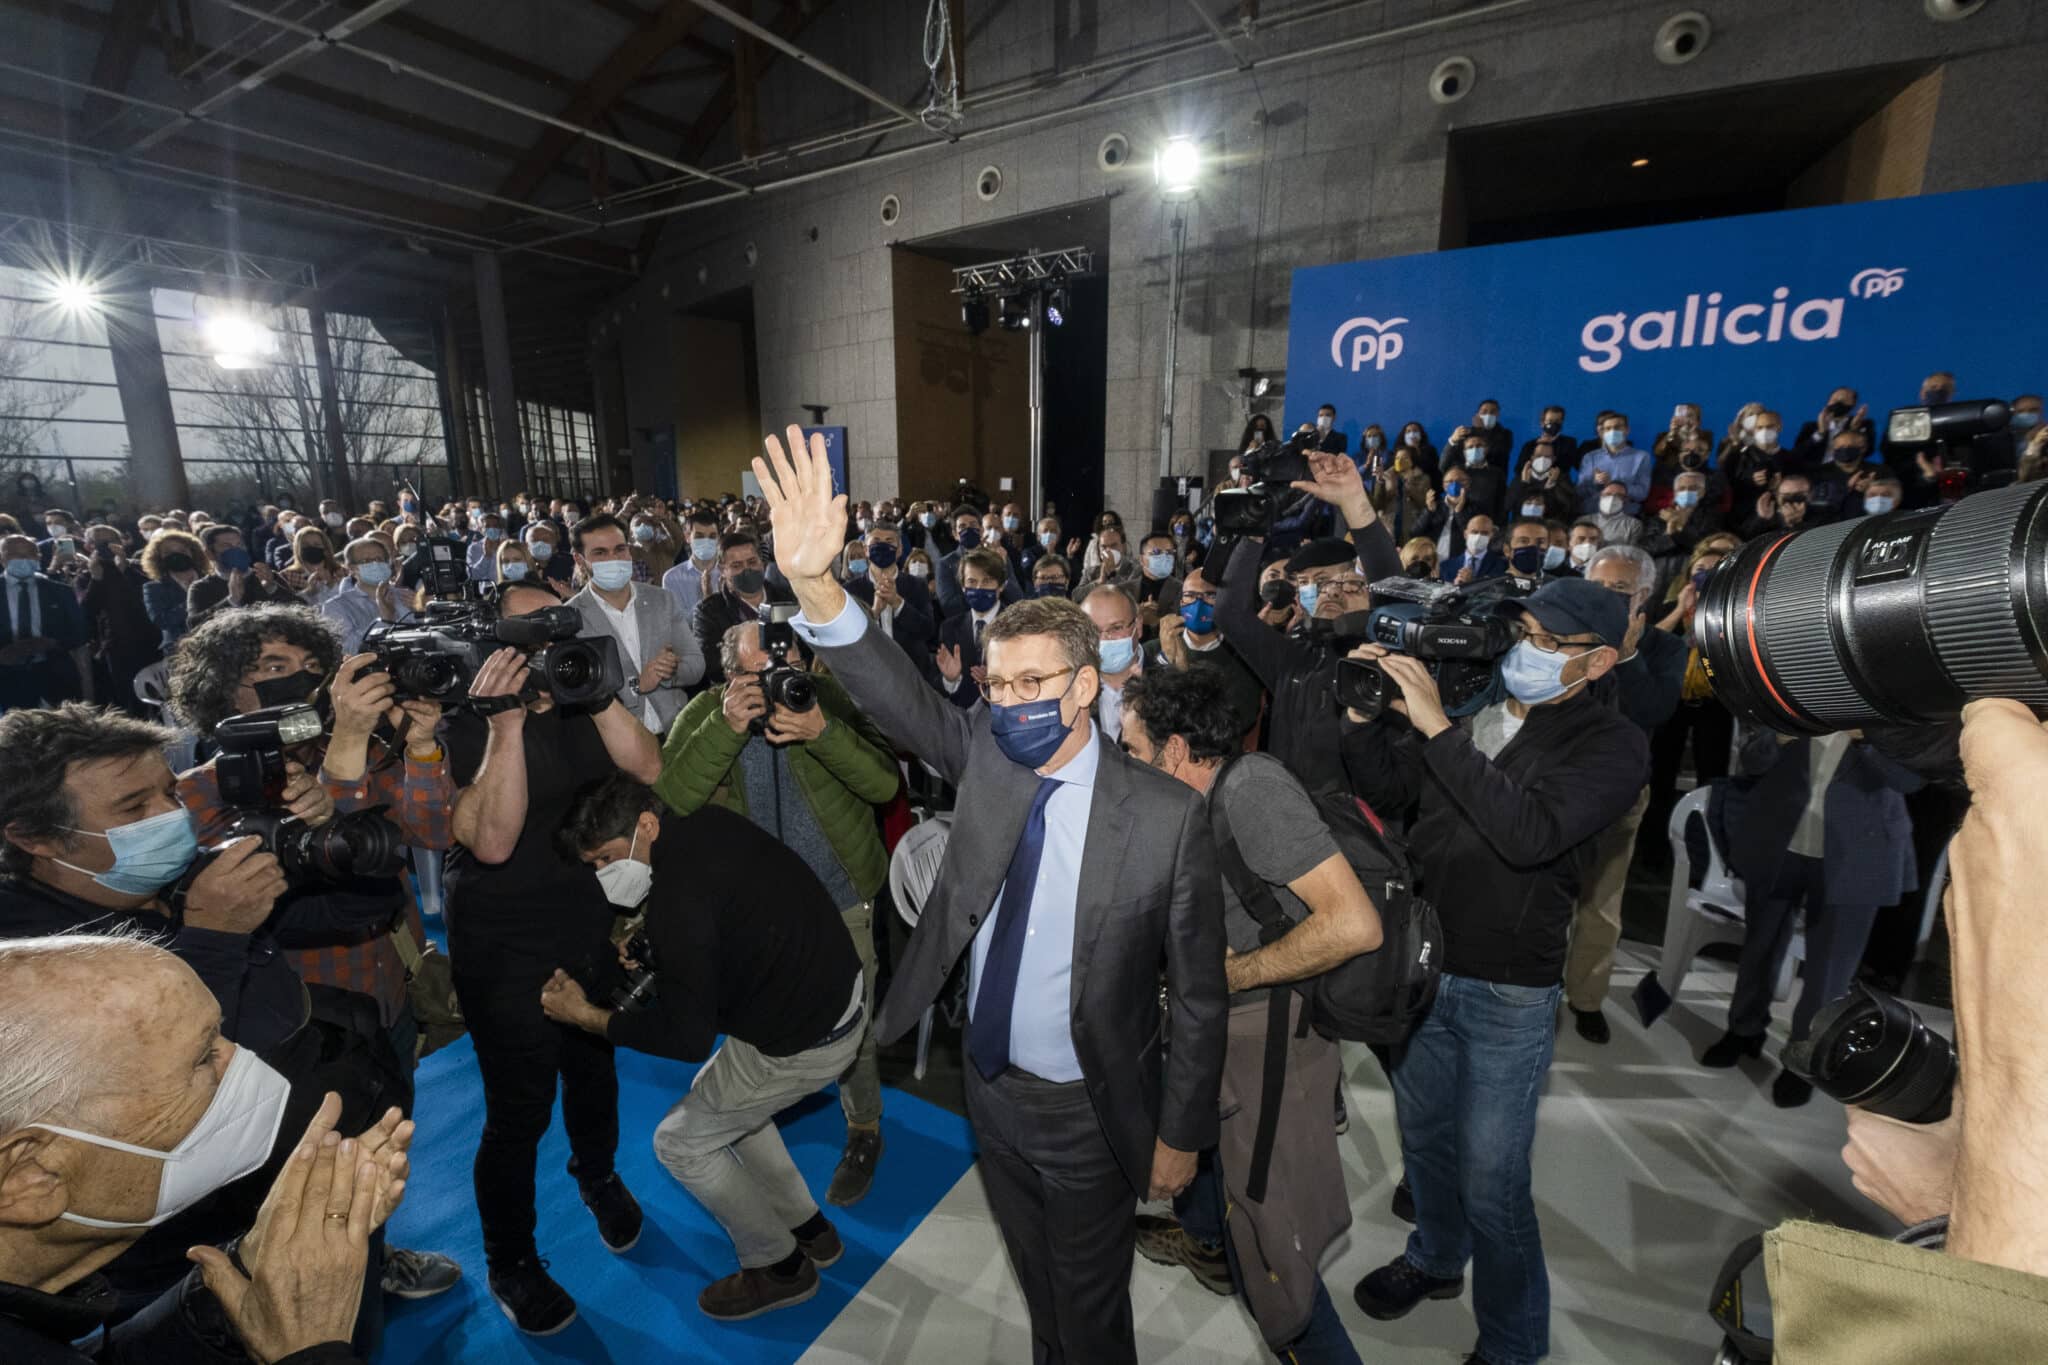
[755,426,1227,1365]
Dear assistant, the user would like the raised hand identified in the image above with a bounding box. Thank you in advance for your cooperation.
[1289,451,1373,528]
[753,425,848,584]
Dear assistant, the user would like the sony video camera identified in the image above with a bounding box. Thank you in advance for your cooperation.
[362,599,624,711]
[1212,431,1319,536]
[209,703,406,884]
[753,606,818,733]
[1333,574,1528,722]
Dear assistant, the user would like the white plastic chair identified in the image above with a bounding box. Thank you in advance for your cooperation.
[1653,785,1802,1006]
[887,815,952,1081]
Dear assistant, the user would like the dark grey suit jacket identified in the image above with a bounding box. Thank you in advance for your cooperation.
[815,603,1227,1198]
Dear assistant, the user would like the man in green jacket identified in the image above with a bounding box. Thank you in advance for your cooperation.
[655,618,900,1205]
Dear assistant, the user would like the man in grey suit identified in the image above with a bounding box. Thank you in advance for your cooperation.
[756,426,1227,1365]
[569,513,707,733]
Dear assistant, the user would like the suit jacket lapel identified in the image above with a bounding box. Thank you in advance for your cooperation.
[1070,734,1133,1016]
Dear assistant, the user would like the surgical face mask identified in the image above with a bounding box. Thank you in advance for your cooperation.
[1403,430,1421,448]
[527,537,554,556]
[2013,410,2042,432]
[1295,582,1320,616]
[691,536,719,562]
[1180,599,1216,634]
[857,518,873,534]
[633,524,657,543]
[1530,456,1553,476]
[1463,447,1487,467]
[1599,495,1624,516]
[1033,581,1068,598]
[1542,544,1567,571]
[920,512,937,528]
[1521,501,1546,519]
[1602,428,1628,450]
[1465,532,1492,558]
[1143,551,1175,578]
[5,557,36,580]
[214,546,252,573]
[963,586,1000,613]
[500,560,530,581]
[731,567,766,595]
[595,826,652,908]
[1364,434,1383,450]
[485,527,505,542]
[590,559,634,591]
[989,681,1081,768]
[1755,428,1781,451]
[1316,415,1333,432]
[1501,638,1582,704]
[868,543,900,570]
[1003,515,1021,532]
[1443,483,1465,502]
[322,511,344,527]
[956,527,982,550]
[1570,540,1596,565]
[52,807,199,897]
[355,560,393,587]
[1098,635,1136,673]
[37,1045,291,1230]
[1674,489,1702,508]
[1039,531,1059,550]
[1476,412,1497,429]
[845,558,869,578]
[1742,413,1758,433]
[907,562,930,580]
[1862,494,1897,516]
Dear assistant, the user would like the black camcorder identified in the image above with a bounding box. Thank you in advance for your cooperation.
[1334,574,1528,721]
[209,703,406,885]
[410,534,471,599]
[362,599,624,711]
[1212,432,1317,536]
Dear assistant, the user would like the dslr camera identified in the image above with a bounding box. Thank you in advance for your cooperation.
[1212,432,1317,536]
[753,606,818,732]
[1334,574,1528,722]
[363,599,624,710]
[209,703,406,884]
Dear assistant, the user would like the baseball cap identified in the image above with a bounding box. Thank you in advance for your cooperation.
[1523,577,1629,650]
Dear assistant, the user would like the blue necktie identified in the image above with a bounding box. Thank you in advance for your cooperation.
[969,777,1062,1080]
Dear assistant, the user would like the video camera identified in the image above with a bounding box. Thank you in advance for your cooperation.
[209,702,406,885]
[408,533,471,599]
[1333,574,1528,722]
[362,598,624,711]
[754,605,818,732]
[1212,431,1318,536]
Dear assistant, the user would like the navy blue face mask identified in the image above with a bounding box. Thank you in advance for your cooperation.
[867,542,900,570]
[964,587,1000,613]
[989,672,1086,768]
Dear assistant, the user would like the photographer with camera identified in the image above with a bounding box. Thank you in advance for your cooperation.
[538,774,867,1321]
[440,581,660,1335]
[652,617,899,1206]
[1339,577,1645,1365]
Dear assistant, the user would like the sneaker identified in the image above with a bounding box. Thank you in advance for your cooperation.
[826,1126,883,1207]
[581,1173,643,1254]
[1353,1255,1463,1321]
[1134,1214,1233,1296]
[381,1246,462,1300]
[488,1257,577,1336]
[1572,1007,1611,1045]
[698,1258,820,1321]
[794,1217,844,1268]
[1334,1089,1350,1136]
[1699,1031,1766,1069]
[1390,1176,1416,1225]
[1772,1069,1815,1108]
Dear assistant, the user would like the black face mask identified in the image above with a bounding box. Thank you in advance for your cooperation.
[1406,561,1435,579]
[1542,420,1562,436]
[253,670,323,709]
[160,552,195,574]
[1679,451,1706,470]
[1826,401,1851,417]
[300,547,327,565]
[732,568,766,595]
[1833,449,1863,465]
[1510,545,1546,575]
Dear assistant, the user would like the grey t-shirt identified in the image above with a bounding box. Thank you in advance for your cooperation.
[1210,754,1341,999]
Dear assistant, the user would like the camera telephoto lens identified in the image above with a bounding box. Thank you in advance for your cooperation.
[1783,983,1956,1124]
[391,654,465,701]
[1695,479,2048,733]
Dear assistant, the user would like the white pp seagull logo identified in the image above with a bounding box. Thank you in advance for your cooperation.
[1330,316,1409,371]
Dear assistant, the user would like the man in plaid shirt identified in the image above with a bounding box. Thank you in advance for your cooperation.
[168,603,464,1303]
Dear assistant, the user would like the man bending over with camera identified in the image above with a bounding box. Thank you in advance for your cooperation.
[441,581,660,1336]
[538,774,865,1322]
[1340,577,1646,1365]
[655,619,899,1206]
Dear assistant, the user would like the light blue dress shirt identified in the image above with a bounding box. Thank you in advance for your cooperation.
[319,582,412,654]
[1576,443,1653,514]
[796,594,1092,1082]
[661,559,722,619]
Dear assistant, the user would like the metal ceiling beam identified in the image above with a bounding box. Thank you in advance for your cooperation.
[1183,0,1252,69]
[0,211,319,294]
[125,0,418,155]
[683,0,947,141]
[78,0,158,133]
[213,0,753,195]
[488,0,724,211]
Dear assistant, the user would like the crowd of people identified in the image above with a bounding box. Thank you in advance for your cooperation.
[0,370,2043,1365]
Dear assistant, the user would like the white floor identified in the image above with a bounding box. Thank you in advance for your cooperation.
[799,943,1927,1364]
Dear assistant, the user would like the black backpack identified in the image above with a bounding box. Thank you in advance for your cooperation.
[1208,757,1443,1048]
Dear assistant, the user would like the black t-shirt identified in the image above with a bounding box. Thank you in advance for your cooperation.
[445,705,620,966]
[606,808,860,1063]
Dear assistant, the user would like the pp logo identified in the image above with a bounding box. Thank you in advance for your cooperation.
[1330,316,1409,372]
[1849,268,1907,300]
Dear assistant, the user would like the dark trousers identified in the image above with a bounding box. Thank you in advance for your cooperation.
[963,1065,1138,1365]
[1644,698,1735,858]
[455,956,620,1267]
[1729,853,1878,1044]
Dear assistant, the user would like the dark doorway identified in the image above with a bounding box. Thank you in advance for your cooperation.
[669,286,761,500]
[1446,64,1935,247]
[894,199,1111,538]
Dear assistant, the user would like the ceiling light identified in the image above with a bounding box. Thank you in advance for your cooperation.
[1630,158,1651,168]
[201,310,278,369]
[47,275,100,313]
[1155,136,1202,198]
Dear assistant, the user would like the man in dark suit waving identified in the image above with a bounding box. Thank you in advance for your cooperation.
[756,426,1227,1365]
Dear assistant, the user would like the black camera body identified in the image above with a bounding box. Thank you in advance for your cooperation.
[208,702,406,886]
[753,615,818,730]
[614,930,659,1011]
[1334,576,1527,722]
[362,600,624,710]
[1212,434,1318,535]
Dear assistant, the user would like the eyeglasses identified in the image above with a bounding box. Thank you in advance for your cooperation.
[1523,629,1599,656]
[1180,590,1219,606]
[978,666,1075,704]
[1316,579,1369,600]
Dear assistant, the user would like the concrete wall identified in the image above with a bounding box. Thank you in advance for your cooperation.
[601,0,2048,516]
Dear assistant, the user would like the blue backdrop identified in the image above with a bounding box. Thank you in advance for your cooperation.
[1285,181,2045,463]
[801,425,850,497]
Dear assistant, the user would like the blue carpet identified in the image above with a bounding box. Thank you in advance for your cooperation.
[377,1033,976,1364]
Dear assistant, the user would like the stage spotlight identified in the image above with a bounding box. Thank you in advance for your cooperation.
[201,310,278,369]
[961,292,989,335]
[1046,283,1070,328]
[997,293,1032,331]
[1155,136,1202,198]
[46,275,100,313]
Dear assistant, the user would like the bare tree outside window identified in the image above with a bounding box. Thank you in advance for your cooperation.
[0,298,83,483]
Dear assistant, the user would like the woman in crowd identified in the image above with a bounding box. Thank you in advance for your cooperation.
[139,527,207,652]
[80,522,160,715]
[1239,412,1277,453]
[1394,420,1441,481]
[286,524,347,606]
[1079,509,1126,576]
[905,546,935,584]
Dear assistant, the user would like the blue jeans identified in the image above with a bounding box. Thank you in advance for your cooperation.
[1390,972,1561,1365]
[1174,1152,1362,1365]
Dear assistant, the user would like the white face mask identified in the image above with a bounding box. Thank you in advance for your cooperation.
[1465,532,1491,557]
[595,826,653,908]
[1531,456,1552,475]
[1599,495,1624,516]
[35,1046,291,1229]
[1316,415,1333,431]
[1570,540,1596,564]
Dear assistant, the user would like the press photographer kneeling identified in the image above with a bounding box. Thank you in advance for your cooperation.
[538,773,865,1323]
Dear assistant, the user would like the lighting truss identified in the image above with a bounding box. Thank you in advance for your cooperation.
[949,246,1093,297]
[0,213,319,296]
